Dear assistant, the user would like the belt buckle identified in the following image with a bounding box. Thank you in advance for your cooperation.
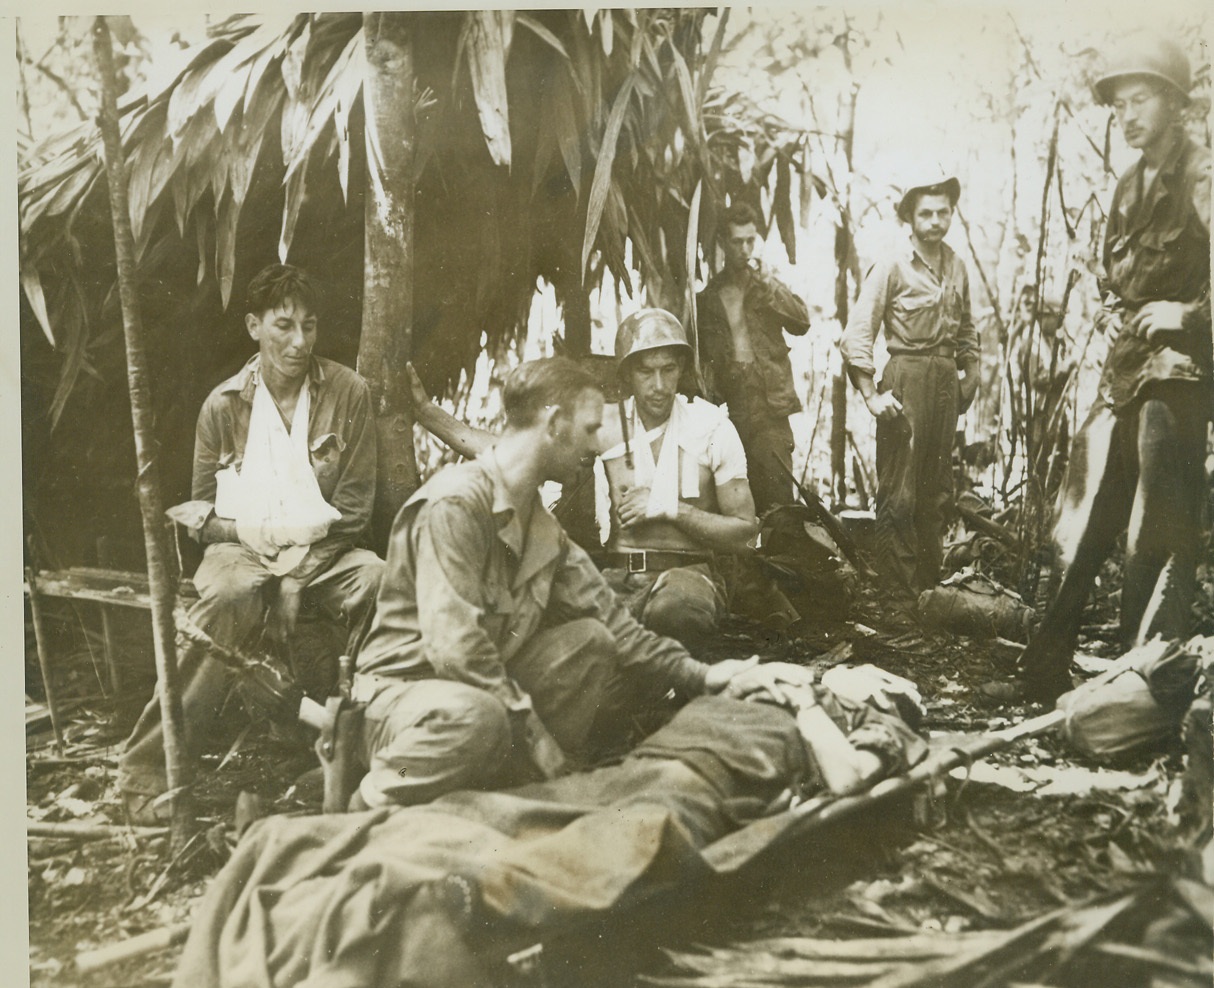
[628,551,647,574]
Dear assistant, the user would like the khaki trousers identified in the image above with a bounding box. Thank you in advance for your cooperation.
[355,618,640,808]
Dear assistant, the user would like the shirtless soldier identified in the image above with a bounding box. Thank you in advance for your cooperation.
[696,202,812,513]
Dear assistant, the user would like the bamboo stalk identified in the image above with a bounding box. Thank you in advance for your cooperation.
[953,204,1006,343]
[91,16,196,854]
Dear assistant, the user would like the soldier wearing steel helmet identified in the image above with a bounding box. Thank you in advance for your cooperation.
[840,170,980,615]
[596,308,761,645]
[401,312,784,644]
[992,34,1211,705]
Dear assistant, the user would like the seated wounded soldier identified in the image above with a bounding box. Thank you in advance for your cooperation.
[351,357,813,809]
[118,263,384,823]
[405,309,776,645]
[595,308,758,645]
[175,668,927,988]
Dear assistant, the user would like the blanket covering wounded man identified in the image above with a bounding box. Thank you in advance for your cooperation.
[173,691,927,988]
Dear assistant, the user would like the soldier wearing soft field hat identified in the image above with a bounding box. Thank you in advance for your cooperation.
[841,169,979,617]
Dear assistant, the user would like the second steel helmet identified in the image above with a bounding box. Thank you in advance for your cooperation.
[1094,34,1192,106]
[614,308,691,370]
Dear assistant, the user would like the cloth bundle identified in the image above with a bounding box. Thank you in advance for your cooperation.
[215,376,339,575]
[596,396,733,542]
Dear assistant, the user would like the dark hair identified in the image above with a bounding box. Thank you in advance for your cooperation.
[246,264,318,317]
[721,201,760,231]
[502,357,602,429]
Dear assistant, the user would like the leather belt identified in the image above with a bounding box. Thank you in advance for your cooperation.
[602,550,712,574]
[887,344,956,359]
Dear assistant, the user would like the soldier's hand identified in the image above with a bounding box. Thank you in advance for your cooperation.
[617,485,652,528]
[724,661,817,707]
[1130,301,1188,343]
[704,655,760,695]
[958,370,979,414]
[520,711,568,780]
[864,391,903,422]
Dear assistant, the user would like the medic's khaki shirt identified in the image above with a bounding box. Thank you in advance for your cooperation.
[358,451,710,711]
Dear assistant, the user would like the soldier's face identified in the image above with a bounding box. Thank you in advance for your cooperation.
[910,194,953,245]
[548,388,604,484]
[1110,78,1175,152]
[627,349,683,426]
[722,222,758,272]
[246,298,317,386]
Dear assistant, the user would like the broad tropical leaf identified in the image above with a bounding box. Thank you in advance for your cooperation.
[581,73,636,280]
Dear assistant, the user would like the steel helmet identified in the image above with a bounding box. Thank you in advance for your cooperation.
[614,308,691,371]
[1094,34,1191,106]
[896,171,961,223]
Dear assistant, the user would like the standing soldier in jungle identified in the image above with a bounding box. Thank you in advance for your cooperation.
[992,35,1211,705]
[696,202,812,513]
[840,173,980,621]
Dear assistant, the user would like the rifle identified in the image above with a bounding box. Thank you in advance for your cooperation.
[771,459,879,581]
[177,615,365,814]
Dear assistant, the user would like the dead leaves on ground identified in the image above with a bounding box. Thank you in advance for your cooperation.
[649,877,1213,988]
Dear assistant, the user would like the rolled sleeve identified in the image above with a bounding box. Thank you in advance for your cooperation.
[551,542,709,699]
[413,497,529,711]
[709,417,749,487]
[841,260,891,379]
[166,500,215,541]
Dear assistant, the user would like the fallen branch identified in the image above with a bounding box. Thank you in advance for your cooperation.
[75,923,191,976]
[28,754,118,769]
[957,503,1019,547]
[28,822,167,841]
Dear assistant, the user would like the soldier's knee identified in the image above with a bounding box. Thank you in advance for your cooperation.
[346,557,385,612]
[643,584,717,645]
[561,617,617,659]
[197,568,264,616]
[361,684,513,806]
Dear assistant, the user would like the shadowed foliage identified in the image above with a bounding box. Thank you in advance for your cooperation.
[20,10,816,564]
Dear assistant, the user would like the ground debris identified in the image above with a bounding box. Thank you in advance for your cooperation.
[27,556,1210,988]
[650,877,1212,988]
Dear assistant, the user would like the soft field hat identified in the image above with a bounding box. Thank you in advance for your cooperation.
[896,172,961,223]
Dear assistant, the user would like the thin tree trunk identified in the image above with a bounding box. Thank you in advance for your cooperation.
[830,23,858,508]
[91,15,195,853]
[360,12,420,547]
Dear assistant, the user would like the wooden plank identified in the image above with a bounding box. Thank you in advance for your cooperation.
[24,568,197,609]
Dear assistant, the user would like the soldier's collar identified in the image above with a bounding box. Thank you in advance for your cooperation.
[221,354,325,403]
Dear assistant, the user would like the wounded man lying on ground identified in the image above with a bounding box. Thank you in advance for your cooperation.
[173,675,928,988]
